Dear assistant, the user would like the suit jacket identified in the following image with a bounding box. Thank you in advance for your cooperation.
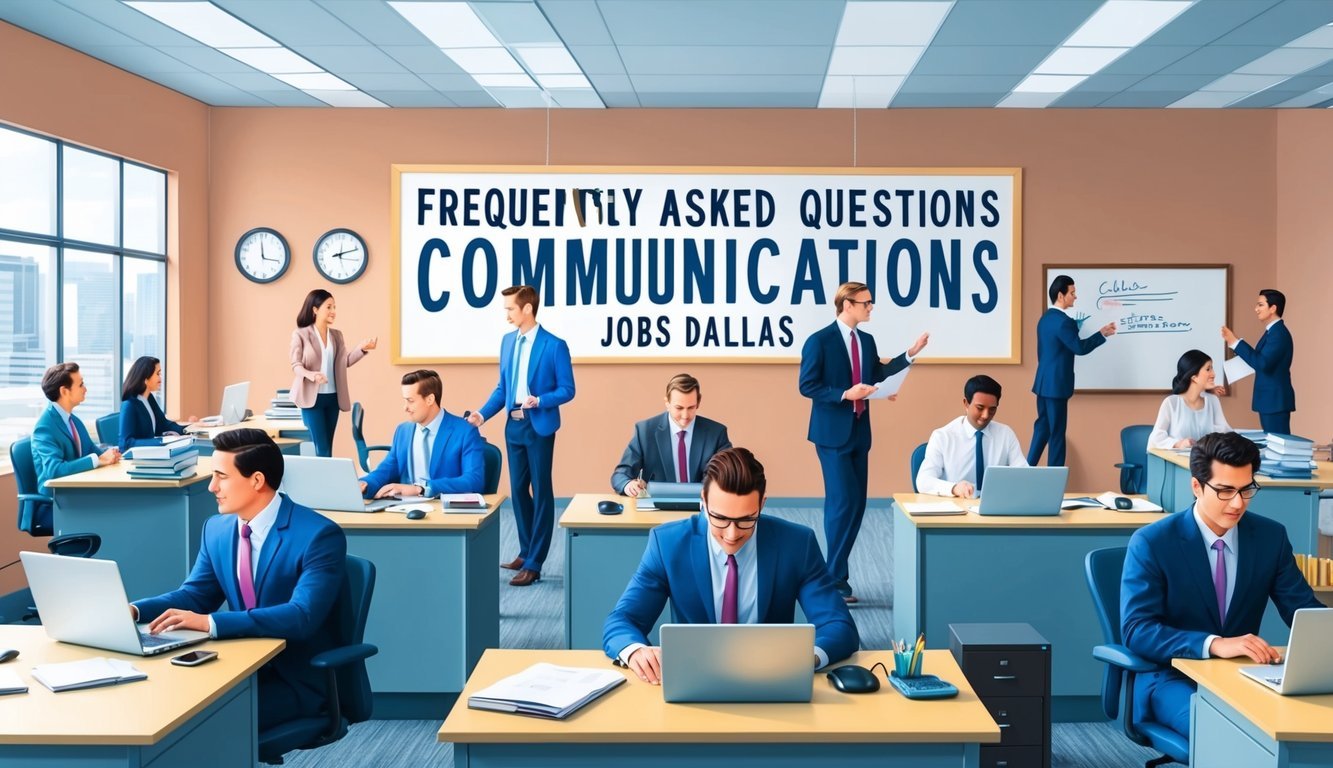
[133,495,348,721]
[1232,319,1295,414]
[289,326,367,411]
[479,326,576,437]
[360,412,486,496]
[32,403,99,492]
[610,414,732,493]
[602,514,859,665]
[799,321,909,448]
[118,396,186,452]
[1031,307,1106,399]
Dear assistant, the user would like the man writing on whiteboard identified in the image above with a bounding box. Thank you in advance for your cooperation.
[1220,289,1295,435]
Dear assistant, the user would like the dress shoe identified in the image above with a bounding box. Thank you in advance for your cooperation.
[509,569,541,587]
[500,556,524,571]
[842,594,860,605]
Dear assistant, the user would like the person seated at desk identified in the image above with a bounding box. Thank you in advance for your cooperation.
[610,373,732,497]
[916,374,1027,498]
[359,369,485,498]
[603,447,859,685]
[1121,431,1321,742]
[1148,349,1232,451]
[29,362,121,533]
[132,428,347,730]
[118,355,197,452]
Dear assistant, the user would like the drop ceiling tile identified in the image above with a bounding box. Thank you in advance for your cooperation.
[628,74,824,93]
[0,1,141,47]
[291,45,407,73]
[381,46,466,74]
[1158,45,1274,75]
[369,90,460,107]
[890,92,1007,107]
[80,44,200,74]
[537,0,614,45]
[899,74,1024,94]
[339,72,432,91]
[598,0,840,46]
[246,89,328,107]
[1148,1,1283,45]
[475,2,560,45]
[213,0,365,46]
[157,45,262,74]
[618,45,830,75]
[912,45,1052,76]
[1212,0,1333,46]
[568,45,628,75]
[314,0,431,45]
[1099,46,1197,76]
[931,0,1101,46]
[440,90,501,107]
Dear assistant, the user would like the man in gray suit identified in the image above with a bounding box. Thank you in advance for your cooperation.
[611,374,733,497]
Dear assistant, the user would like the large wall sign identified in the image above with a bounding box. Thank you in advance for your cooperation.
[392,166,1022,364]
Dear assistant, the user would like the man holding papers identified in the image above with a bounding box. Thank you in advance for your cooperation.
[1221,289,1295,435]
[360,369,485,498]
[916,375,1027,498]
[799,281,927,603]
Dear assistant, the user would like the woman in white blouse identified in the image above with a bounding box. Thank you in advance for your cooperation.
[1148,349,1232,450]
[290,289,377,457]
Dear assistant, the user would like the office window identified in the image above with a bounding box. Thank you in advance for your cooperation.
[62,249,117,421]
[62,146,120,247]
[0,127,57,236]
[0,241,58,458]
[122,256,167,409]
[123,163,166,255]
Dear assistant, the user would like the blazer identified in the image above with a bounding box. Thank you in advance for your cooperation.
[610,413,732,493]
[133,495,348,722]
[1232,319,1295,414]
[1031,307,1106,399]
[602,514,859,665]
[360,412,486,497]
[799,321,909,448]
[32,403,99,492]
[118,396,186,452]
[478,326,576,437]
[289,326,367,411]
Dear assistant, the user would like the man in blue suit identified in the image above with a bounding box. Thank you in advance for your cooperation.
[611,373,732,496]
[133,428,347,730]
[1121,432,1321,741]
[1221,289,1295,435]
[467,285,575,587]
[1027,275,1116,467]
[603,447,858,684]
[799,281,927,603]
[29,362,121,533]
[359,369,485,498]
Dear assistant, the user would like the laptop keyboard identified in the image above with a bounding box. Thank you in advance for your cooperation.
[139,632,173,648]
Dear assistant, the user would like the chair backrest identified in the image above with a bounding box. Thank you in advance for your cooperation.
[481,441,502,495]
[1085,546,1127,719]
[1118,425,1152,494]
[350,401,368,460]
[909,442,928,493]
[332,555,376,724]
[95,413,119,447]
[12,437,46,534]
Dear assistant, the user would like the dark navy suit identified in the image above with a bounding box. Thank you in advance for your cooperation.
[1232,319,1295,435]
[360,412,485,497]
[118,396,186,452]
[610,413,732,493]
[1028,307,1107,466]
[29,404,99,533]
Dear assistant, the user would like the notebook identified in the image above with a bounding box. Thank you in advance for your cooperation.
[467,663,625,719]
[30,657,146,692]
[0,668,27,696]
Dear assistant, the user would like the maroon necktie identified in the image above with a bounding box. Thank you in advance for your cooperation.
[69,416,81,454]
[721,554,738,624]
[677,430,688,483]
[850,331,864,417]
[238,524,257,610]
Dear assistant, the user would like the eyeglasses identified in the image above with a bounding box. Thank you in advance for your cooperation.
[845,298,874,308]
[704,507,760,530]
[1200,479,1260,501]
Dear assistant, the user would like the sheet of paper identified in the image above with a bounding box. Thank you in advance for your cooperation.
[900,501,965,515]
[1096,492,1163,513]
[866,365,911,400]
[1222,355,1254,386]
[472,663,624,710]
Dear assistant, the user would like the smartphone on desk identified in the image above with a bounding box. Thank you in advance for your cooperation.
[171,650,218,667]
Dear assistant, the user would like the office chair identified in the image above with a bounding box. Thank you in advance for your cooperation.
[1084,547,1188,767]
[909,442,928,493]
[482,440,502,495]
[95,413,119,449]
[1115,425,1153,495]
[259,555,378,765]
[13,436,101,554]
[350,402,389,473]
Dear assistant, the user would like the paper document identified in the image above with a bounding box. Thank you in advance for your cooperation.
[1062,494,1162,512]
[30,657,146,692]
[901,501,966,516]
[1222,356,1254,386]
[468,663,625,719]
[635,500,658,510]
[866,366,911,400]
[0,668,27,695]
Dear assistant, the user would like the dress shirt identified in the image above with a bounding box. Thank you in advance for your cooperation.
[1193,504,1238,658]
[317,332,336,394]
[512,324,540,405]
[51,402,98,469]
[205,493,282,638]
[1229,318,1279,351]
[412,409,446,495]
[916,416,1028,496]
[138,394,157,432]
[669,417,696,483]
[1148,394,1232,450]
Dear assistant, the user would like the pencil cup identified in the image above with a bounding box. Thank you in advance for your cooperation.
[892,651,919,678]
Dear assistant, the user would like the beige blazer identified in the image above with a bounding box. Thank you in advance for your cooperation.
[289,325,367,411]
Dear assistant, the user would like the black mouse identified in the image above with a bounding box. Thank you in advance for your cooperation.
[598,500,624,515]
[1114,496,1134,510]
[826,664,879,693]
[405,509,427,520]
[0,649,18,664]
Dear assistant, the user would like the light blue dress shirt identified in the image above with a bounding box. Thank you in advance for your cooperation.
[412,409,446,495]
[511,325,539,405]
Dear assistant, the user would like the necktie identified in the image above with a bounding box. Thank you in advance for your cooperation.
[721,554,738,624]
[849,331,864,417]
[510,334,526,405]
[677,430,688,483]
[1212,539,1227,625]
[68,416,81,454]
[238,523,257,611]
[418,426,431,488]
[974,430,985,491]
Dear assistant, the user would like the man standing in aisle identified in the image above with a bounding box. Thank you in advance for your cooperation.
[1221,289,1295,435]
[467,286,575,587]
[799,281,928,604]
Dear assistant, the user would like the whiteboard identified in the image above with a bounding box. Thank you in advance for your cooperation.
[1042,265,1231,392]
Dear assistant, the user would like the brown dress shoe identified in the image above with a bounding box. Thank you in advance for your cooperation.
[842,594,860,605]
[509,569,541,587]
[500,556,524,570]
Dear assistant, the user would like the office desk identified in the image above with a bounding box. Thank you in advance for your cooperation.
[0,625,283,767]
[559,494,695,650]
[46,458,218,600]
[1175,654,1333,767]
[316,494,505,718]
[440,648,999,768]
[893,493,1166,721]
[190,418,310,455]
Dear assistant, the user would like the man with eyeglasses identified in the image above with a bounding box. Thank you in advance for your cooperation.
[1121,431,1321,742]
[602,447,858,685]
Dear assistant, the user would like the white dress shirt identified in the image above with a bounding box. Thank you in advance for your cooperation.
[206,493,283,637]
[317,332,336,394]
[668,416,696,483]
[412,409,446,495]
[511,325,540,405]
[138,394,157,432]
[834,319,913,395]
[1148,394,1232,450]
[1193,504,1238,658]
[916,416,1028,496]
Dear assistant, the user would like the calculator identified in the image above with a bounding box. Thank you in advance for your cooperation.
[888,673,959,699]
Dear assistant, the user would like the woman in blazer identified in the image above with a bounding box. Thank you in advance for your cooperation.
[290,289,377,457]
[119,356,196,452]
[1148,349,1232,450]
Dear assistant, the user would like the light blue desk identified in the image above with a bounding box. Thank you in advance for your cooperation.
[317,495,504,718]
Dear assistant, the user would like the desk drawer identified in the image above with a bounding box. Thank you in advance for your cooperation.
[960,650,1046,697]
[981,745,1043,768]
[984,696,1044,746]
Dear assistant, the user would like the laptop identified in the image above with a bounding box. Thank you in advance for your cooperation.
[281,456,400,512]
[20,552,209,656]
[660,624,815,702]
[976,466,1069,516]
[1239,608,1333,695]
[197,381,250,427]
[645,481,703,511]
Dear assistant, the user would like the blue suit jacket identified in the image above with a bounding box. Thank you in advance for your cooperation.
[1031,307,1106,399]
[118,396,186,452]
[359,412,486,497]
[32,403,98,492]
[1232,319,1295,414]
[133,494,347,721]
[479,326,576,437]
[602,514,859,665]
[610,413,732,493]
[799,321,909,448]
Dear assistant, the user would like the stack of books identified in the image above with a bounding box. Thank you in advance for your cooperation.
[1294,554,1333,588]
[1237,429,1268,450]
[1260,432,1316,479]
[264,389,303,420]
[126,435,199,480]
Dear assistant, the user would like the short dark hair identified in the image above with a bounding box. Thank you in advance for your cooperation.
[212,428,284,490]
[401,369,442,406]
[665,373,701,402]
[1048,275,1074,305]
[1189,432,1260,485]
[1259,288,1285,317]
[296,289,334,327]
[702,447,767,506]
[41,362,80,402]
[502,285,539,318]
[122,356,160,401]
[963,375,1002,402]
[1171,349,1212,395]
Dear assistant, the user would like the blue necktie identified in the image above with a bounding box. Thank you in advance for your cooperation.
[974,430,985,491]
[510,335,526,405]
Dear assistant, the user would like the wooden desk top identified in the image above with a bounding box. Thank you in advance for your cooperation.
[559,493,697,530]
[44,457,215,489]
[317,494,507,530]
[1174,653,1333,742]
[0,626,283,746]
[892,493,1168,529]
[438,649,1000,744]
[1149,447,1333,489]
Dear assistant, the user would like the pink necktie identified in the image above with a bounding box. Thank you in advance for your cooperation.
[238,523,257,610]
[69,416,81,453]
[677,430,688,483]
[1212,539,1227,625]
[721,554,738,624]
[850,331,864,417]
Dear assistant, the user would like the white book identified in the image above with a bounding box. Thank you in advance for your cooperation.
[0,668,27,695]
[30,657,146,692]
[468,663,625,719]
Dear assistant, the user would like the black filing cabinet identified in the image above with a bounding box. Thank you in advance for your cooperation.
[949,623,1051,768]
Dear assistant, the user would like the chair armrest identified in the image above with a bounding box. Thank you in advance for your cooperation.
[18,493,53,504]
[1113,462,1141,470]
[310,643,378,670]
[368,444,390,453]
[1093,644,1157,674]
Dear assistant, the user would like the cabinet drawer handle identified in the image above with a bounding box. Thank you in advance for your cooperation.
[996,762,1009,767]
[992,675,1017,680]
[997,723,1011,729]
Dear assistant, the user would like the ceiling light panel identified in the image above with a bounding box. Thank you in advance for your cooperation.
[516,46,581,74]
[443,47,525,74]
[387,2,499,48]
[834,1,954,46]
[1013,74,1090,93]
[273,73,357,91]
[827,46,925,76]
[220,47,321,74]
[818,1,954,108]
[1032,47,1128,76]
[1063,1,1195,48]
[125,1,276,48]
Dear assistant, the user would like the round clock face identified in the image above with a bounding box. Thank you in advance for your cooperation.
[313,229,368,284]
[234,228,290,283]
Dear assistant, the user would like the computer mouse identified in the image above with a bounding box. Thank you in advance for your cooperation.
[826,664,880,694]
[1114,496,1134,510]
[0,649,18,664]
[598,500,624,515]
[405,509,427,520]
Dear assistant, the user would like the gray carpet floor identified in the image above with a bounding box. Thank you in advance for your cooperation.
[279,501,1164,768]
